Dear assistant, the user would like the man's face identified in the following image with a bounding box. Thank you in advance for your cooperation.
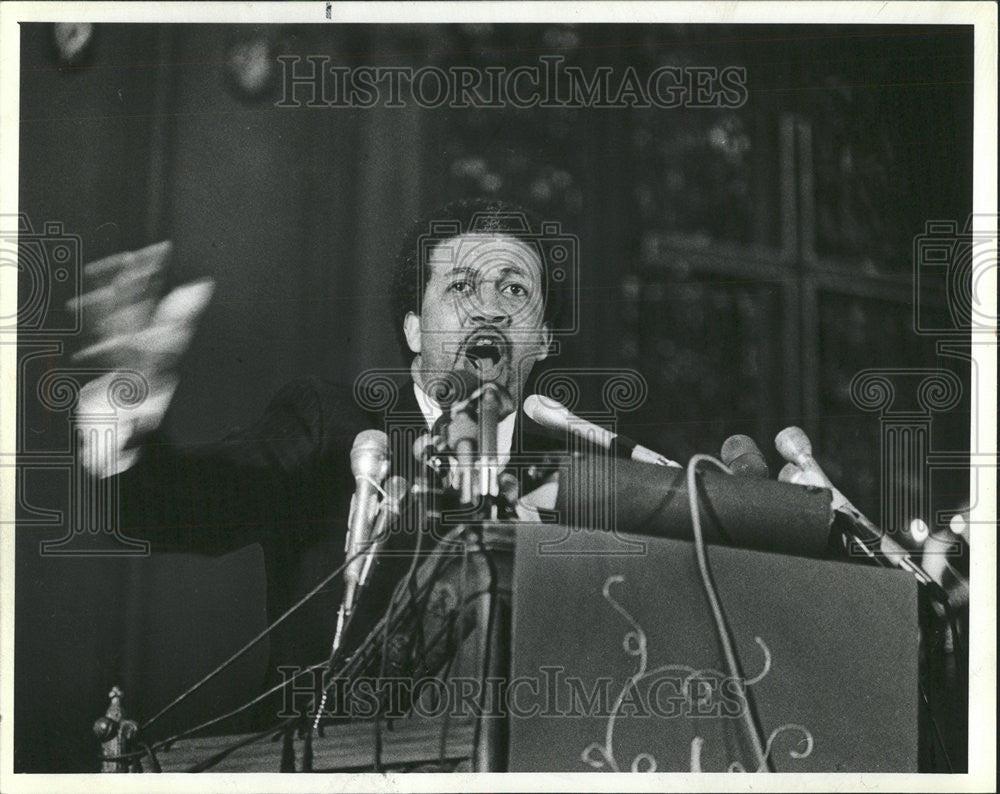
[403,233,551,405]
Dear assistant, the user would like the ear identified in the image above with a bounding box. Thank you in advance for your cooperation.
[537,323,553,361]
[403,311,422,354]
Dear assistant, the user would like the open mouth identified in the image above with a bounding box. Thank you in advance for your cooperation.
[461,330,510,380]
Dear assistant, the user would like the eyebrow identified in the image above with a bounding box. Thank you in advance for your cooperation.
[444,265,531,279]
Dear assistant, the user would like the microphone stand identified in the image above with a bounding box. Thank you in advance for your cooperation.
[439,381,512,771]
[478,383,503,521]
[444,382,512,521]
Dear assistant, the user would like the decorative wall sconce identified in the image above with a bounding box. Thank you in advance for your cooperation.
[52,22,95,66]
[223,28,288,102]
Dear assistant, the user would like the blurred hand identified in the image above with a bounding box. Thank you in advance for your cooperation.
[68,241,215,383]
[68,242,215,475]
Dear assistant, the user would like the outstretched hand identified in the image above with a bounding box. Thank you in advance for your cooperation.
[68,241,215,382]
[68,242,216,474]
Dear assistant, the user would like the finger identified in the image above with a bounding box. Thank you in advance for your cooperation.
[110,258,162,290]
[83,240,172,278]
[72,332,141,362]
[71,324,182,365]
[151,278,216,325]
[93,299,158,338]
[68,256,165,312]
[67,283,118,311]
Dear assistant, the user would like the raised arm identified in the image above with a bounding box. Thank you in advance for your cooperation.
[112,376,363,555]
[68,243,363,554]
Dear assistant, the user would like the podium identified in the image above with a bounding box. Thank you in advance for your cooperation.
[508,525,919,772]
[132,519,919,773]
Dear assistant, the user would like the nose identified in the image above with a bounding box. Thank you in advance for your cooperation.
[471,309,510,326]
[469,283,511,326]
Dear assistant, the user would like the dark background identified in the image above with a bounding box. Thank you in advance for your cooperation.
[15,23,972,771]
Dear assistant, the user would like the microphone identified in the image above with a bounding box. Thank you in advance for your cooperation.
[775,426,936,586]
[343,430,390,614]
[443,408,479,504]
[331,430,389,657]
[358,475,410,589]
[775,427,835,488]
[524,394,680,467]
[721,434,769,479]
[777,461,827,489]
[921,532,970,610]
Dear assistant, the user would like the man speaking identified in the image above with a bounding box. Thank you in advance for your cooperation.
[73,197,572,678]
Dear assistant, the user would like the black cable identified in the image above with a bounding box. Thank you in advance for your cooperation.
[155,544,426,751]
[186,720,292,773]
[918,678,954,773]
[469,533,499,770]
[373,511,425,771]
[439,537,471,766]
[140,742,161,773]
[132,460,443,769]
[320,528,465,688]
[163,485,446,771]
[149,661,326,752]
[141,547,366,733]
[686,454,773,773]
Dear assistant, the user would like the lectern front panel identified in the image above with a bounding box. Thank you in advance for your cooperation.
[509,526,919,773]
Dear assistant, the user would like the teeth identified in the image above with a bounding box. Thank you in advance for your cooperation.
[468,334,502,349]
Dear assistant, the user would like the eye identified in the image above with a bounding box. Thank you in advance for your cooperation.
[501,282,529,298]
[447,280,472,294]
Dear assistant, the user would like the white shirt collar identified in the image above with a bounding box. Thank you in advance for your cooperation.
[413,381,517,468]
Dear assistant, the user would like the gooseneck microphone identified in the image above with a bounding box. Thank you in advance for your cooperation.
[774,427,838,497]
[720,434,770,479]
[524,394,680,467]
[775,426,935,586]
[335,429,390,652]
[777,461,827,488]
[358,475,410,589]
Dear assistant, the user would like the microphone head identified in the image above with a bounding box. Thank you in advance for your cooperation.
[351,429,389,479]
[497,470,520,503]
[383,475,410,505]
[778,461,827,488]
[721,434,770,479]
[778,462,801,484]
[413,433,434,461]
[446,410,479,447]
[775,425,812,464]
[479,382,516,420]
[523,394,571,431]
